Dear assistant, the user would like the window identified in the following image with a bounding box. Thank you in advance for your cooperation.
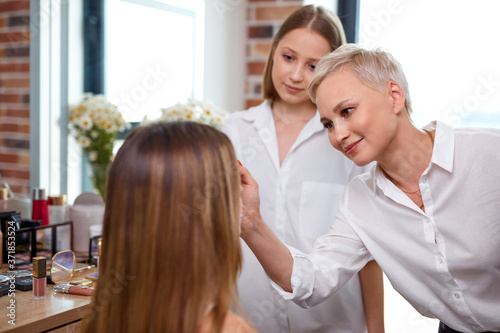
[31,0,244,202]
[105,0,205,122]
[359,0,500,128]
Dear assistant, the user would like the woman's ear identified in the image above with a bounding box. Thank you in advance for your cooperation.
[388,80,406,115]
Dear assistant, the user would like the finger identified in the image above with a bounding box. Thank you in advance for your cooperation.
[239,163,257,187]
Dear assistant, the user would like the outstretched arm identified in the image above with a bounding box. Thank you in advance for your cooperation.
[359,260,385,333]
[239,163,294,292]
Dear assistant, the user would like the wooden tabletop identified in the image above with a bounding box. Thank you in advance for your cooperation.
[0,266,96,333]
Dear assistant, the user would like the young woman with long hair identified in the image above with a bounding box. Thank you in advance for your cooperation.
[82,122,255,333]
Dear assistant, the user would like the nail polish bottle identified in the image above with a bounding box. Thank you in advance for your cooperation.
[32,256,47,299]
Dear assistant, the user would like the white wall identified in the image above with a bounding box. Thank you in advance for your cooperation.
[203,0,246,112]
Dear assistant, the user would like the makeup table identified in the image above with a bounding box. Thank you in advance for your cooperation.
[0,266,96,333]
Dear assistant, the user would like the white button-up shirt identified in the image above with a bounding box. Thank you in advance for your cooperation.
[273,121,500,332]
[223,101,370,333]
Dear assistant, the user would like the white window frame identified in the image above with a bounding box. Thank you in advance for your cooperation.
[30,0,85,202]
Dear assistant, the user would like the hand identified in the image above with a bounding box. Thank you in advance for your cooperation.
[239,163,261,237]
[238,162,294,291]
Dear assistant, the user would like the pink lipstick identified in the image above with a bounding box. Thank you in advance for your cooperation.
[344,139,362,155]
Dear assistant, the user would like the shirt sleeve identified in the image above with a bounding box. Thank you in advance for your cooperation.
[221,115,242,157]
[270,198,372,309]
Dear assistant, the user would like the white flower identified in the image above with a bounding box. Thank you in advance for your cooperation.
[77,115,93,130]
[88,151,98,162]
[78,136,91,148]
[158,98,228,129]
[68,93,130,162]
[104,121,117,133]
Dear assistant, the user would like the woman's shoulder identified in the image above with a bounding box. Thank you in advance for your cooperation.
[222,101,271,137]
[221,312,257,333]
[226,101,270,122]
[199,312,256,333]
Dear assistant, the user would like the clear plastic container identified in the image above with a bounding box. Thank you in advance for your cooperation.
[0,183,31,218]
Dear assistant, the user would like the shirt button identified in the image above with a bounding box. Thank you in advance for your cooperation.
[439,257,443,264]
[454,293,460,299]
[422,178,427,183]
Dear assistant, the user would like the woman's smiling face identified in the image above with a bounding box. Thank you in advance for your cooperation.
[317,66,401,166]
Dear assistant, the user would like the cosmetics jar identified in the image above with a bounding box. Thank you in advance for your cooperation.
[48,195,70,251]
[48,195,69,224]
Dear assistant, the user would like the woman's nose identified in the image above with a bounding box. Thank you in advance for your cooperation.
[290,64,303,82]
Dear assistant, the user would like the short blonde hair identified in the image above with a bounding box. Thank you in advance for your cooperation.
[308,44,413,114]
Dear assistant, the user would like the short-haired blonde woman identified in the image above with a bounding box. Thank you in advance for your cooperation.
[82,122,256,333]
[239,44,500,333]
[223,5,384,333]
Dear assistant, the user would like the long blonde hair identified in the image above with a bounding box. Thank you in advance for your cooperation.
[82,122,242,332]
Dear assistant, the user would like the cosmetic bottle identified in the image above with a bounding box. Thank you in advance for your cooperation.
[97,237,102,273]
[48,195,69,224]
[48,195,70,251]
[32,188,48,226]
[0,229,2,269]
[54,284,94,296]
[32,256,47,299]
[0,187,10,212]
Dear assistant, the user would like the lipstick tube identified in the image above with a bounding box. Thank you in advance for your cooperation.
[32,257,47,299]
[54,284,94,296]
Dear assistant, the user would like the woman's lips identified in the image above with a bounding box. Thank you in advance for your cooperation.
[343,139,362,155]
[284,84,302,94]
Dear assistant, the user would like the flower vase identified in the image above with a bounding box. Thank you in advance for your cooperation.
[89,162,111,200]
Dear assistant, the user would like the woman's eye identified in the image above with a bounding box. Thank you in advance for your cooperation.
[283,54,293,61]
[309,64,317,71]
[341,108,353,116]
[322,122,334,130]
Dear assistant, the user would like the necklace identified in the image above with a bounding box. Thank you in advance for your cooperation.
[383,171,421,196]
[383,129,435,201]
[401,187,421,195]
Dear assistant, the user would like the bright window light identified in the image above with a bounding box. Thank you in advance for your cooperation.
[105,0,204,122]
[359,0,500,129]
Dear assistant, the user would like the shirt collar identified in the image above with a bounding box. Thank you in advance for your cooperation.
[423,120,454,173]
[241,100,273,128]
[372,120,455,193]
[241,100,325,134]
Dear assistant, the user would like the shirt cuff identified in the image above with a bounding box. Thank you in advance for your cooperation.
[269,245,315,308]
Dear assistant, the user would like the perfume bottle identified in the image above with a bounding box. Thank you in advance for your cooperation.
[32,256,47,299]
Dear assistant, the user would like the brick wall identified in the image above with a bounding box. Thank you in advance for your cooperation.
[0,0,30,197]
[245,0,302,109]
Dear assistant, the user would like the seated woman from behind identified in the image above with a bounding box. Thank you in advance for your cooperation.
[81,121,256,333]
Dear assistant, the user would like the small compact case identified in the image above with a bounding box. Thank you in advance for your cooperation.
[0,283,9,297]
[15,277,33,291]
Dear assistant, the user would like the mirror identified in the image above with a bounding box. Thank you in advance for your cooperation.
[51,250,76,283]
